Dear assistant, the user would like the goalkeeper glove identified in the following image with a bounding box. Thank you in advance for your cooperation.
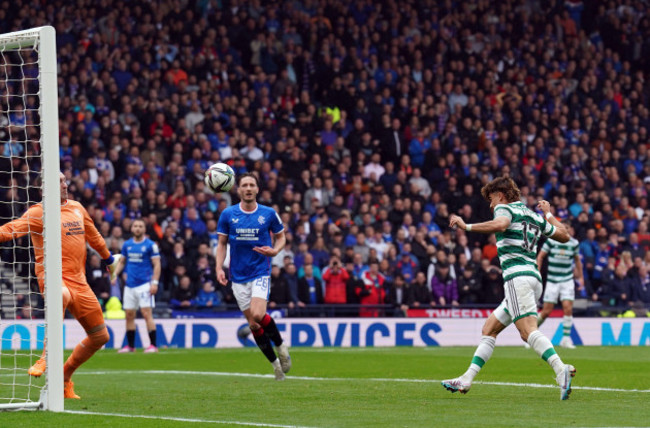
[105,254,122,281]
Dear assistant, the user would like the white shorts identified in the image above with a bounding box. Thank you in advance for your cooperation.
[494,276,542,326]
[123,283,155,310]
[232,276,271,311]
[543,279,575,303]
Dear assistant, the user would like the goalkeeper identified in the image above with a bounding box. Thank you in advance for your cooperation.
[0,173,119,399]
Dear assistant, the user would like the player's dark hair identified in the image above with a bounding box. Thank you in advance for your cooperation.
[132,218,146,226]
[237,172,259,187]
[480,176,521,203]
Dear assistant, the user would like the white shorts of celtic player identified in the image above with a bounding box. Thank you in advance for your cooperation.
[494,276,542,325]
[233,276,271,311]
[123,283,156,310]
[543,279,575,303]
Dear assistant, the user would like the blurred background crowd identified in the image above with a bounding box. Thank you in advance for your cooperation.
[1,0,650,318]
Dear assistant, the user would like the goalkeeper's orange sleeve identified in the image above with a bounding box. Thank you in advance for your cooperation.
[0,204,43,243]
[78,201,110,259]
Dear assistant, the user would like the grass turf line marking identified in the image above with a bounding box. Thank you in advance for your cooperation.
[65,410,318,428]
[78,370,650,394]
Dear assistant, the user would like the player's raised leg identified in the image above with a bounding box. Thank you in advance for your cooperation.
[516,315,575,400]
[63,324,110,399]
[260,312,291,373]
[247,295,289,380]
[511,277,576,400]
[63,288,110,398]
[441,311,507,394]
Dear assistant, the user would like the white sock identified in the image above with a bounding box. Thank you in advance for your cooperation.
[272,359,281,369]
[527,330,564,376]
[464,336,496,382]
[563,315,573,338]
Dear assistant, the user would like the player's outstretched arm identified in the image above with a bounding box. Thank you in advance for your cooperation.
[0,205,42,242]
[449,214,510,234]
[537,200,569,243]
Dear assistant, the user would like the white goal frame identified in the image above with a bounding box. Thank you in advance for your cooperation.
[0,26,63,412]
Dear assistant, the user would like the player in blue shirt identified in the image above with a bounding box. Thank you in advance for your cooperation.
[216,173,292,380]
[111,218,161,353]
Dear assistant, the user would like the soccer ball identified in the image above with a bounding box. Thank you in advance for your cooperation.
[204,162,235,193]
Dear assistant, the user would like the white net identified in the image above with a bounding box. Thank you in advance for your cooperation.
[0,29,49,409]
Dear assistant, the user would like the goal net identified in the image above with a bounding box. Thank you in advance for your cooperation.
[0,26,63,411]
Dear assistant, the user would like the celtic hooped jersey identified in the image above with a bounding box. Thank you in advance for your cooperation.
[493,202,556,282]
[542,237,580,283]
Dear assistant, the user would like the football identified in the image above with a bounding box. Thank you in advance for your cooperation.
[204,162,235,193]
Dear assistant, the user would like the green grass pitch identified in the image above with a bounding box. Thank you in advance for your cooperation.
[1,346,649,427]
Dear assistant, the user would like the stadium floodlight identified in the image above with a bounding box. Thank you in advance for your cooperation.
[0,26,63,412]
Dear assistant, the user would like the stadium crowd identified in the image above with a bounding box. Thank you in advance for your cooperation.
[2,0,650,318]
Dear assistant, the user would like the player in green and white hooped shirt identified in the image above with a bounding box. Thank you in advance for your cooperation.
[441,177,577,400]
[536,221,584,349]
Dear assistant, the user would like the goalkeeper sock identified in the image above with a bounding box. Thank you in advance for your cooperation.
[464,335,495,382]
[527,330,564,376]
[64,329,110,381]
[260,314,283,346]
[149,329,157,347]
[563,315,572,337]
[252,327,277,363]
[126,330,136,348]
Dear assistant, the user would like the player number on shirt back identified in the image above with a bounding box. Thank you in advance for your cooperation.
[521,221,541,253]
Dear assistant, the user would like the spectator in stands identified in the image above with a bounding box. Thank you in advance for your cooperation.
[297,263,324,312]
[297,252,323,283]
[357,261,386,317]
[269,265,292,309]
[322,256,349,305]
[350,253,368,279]
[632,265,650,306]
[385,273,409,317]
[407,272,434,308]
[309,236,330,270]
[194,282,221,308]
[457,265,482,305]
[431,262,459,307]
[396,248,419,284]
[170,276,195,309]
[601,263,633,307]
[282,262,300,307]
[481,266,504,304]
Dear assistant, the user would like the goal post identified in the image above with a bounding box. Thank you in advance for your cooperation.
[0,26,63,411]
